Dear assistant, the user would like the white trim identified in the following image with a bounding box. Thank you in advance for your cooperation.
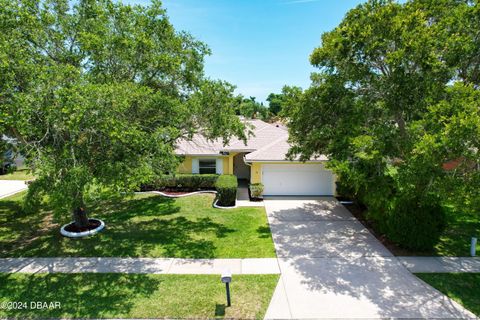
[213,199,237,209]
[215,158,223,174]
[192,158,199,174]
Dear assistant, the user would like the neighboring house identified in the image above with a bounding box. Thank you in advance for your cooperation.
[175,119,336,196]
[1,136,25,172]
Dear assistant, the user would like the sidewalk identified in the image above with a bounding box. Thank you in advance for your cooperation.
[0,257,280,275]
[398,256,480,273]
[0,180,27,199]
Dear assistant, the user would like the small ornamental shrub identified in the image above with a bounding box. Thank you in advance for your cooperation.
[215,174,238,207]
[249,183,264,198]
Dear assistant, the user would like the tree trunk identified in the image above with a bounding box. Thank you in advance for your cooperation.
[73,207,89,228]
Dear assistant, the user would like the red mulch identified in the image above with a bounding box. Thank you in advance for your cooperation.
[161,191,192,196]
[64,219,101,233]
[160,190,215,196]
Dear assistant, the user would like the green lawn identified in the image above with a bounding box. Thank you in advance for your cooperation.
[416,273,480,317]
[433,205,480,256]
[0,169,34,181]
[346,202,479,256]
[0,273,279,319]
[0,193,276,258]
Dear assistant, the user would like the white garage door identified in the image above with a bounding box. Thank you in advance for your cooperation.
[262,164,334,196]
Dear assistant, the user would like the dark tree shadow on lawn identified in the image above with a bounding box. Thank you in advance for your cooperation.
[1,195,235,258]
[256,226,272,239]
[0,199,60,257]
[214,304,226,317]
[0,273,161,319]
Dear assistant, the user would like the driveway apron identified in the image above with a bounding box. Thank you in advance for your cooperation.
[264,197,476,319]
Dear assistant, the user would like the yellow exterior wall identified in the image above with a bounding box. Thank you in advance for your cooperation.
[178,157,192,173]
[223,157,230,174]
[250,162,262,183]
[227,152,237,175]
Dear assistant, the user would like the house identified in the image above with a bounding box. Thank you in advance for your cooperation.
[175,119,336,196]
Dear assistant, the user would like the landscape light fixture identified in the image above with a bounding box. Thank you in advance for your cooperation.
[471,237,477,257]
[221,270,232,307]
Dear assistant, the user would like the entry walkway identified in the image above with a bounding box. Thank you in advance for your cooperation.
[0,257,279,275]
[236,179,264,207]
[0,180,27,199]
[263,197,476,319]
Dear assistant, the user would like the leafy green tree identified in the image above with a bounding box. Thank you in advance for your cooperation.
[266,93,286,115]
[283,0,480,250]
[235,96,271,120]
[0,0,244,228]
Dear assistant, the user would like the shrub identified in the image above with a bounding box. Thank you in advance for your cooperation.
[215,175,238,207]
[385,195,446,251]
[143,174,218,191]
[249,183,264,198]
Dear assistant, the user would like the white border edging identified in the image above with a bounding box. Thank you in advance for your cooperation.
[135,190,217,198]
[60,219,105,238]
[213,199,237,209]
[137,191,237,209]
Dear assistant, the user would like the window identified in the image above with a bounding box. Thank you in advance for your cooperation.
[199,159,216,174]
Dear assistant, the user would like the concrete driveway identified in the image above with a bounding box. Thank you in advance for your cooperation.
[0,180,27,199]
[264,197,476,319]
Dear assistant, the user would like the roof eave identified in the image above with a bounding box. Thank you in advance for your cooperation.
[244,159,328,163]
[175,153,226,157]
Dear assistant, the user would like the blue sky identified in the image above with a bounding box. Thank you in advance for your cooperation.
[125,0,365,103]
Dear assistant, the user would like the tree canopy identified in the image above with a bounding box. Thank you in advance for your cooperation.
[283,0,480,250]
[235,96,271,121]
[0,0,245,227]
[266,93,286,116]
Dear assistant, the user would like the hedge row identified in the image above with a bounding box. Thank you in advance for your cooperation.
[215,175,238,207]
[142,174,218,191]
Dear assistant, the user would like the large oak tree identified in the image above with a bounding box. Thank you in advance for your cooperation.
[283,0,480,250]
[0,0,245,228]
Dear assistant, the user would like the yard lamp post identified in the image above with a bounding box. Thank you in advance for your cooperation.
[471,237,477,257]
[221,270,232,307]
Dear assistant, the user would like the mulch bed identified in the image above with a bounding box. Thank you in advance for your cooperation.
[64,219,102,233]
[338,199,418,256]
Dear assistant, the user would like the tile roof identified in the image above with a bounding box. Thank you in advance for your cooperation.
[175,119,327,161]
[244,134,328,162]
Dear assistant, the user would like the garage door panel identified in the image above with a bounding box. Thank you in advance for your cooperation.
[262,164,334,196]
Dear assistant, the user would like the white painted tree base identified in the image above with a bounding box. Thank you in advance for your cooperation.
[60,219,105,238]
